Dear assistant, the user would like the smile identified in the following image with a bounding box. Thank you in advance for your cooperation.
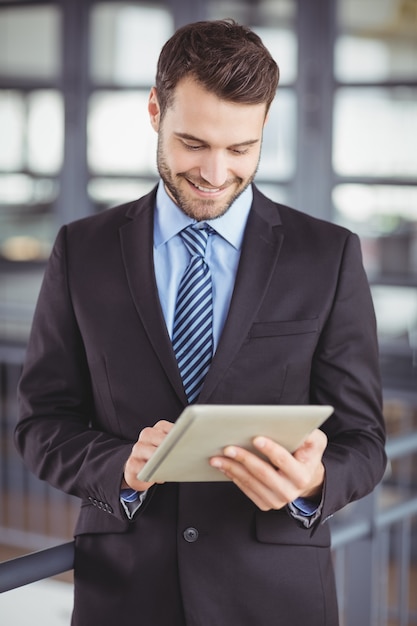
[194,183,221,193]
[187,179,228,194]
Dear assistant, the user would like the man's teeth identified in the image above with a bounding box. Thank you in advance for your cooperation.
[194,183,220,193]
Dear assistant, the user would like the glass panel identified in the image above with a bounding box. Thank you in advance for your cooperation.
[371,285,417,345]
[337,0,417,35]
[336,0,417,81]
[258,0,296,21]
[207,0,297,85]
[88,90,158,175]
[90,3,173,85]
[371,285,417,394]
[0,91,25,171]
[255,182,291,205]
[0,5,61,79]
[207,0,256,24]
[0,174,58,261]
[27,90,64,174]
[0,268,45,341]
[257,89,296,180]
[207,0,296,25]
[0,174,57,206]
[253,27,297,85]
[335,36,417,82]
[333,88,417,178]
[333,184,417,279]
[0,90,64,174]
[88,177,157,210]
[333,184,417,233]
[0,89,63,174]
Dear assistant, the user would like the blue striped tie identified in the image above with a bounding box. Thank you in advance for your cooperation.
[172,224,213,403]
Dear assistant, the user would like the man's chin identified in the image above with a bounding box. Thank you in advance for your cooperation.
[180,184,244,220]
[180,199,231,221]
[163,175,247,220]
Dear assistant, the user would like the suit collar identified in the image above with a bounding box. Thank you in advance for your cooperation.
[154,180,253,251]
[121,184,284,405]
[121,189,188,403]
[200,186,284,401]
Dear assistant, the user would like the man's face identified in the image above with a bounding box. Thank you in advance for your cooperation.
[148,77,267,221]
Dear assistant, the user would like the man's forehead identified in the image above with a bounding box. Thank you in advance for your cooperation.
[169,76,268,114]
[164,79,267,142]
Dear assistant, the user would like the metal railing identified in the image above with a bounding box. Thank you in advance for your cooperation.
[0,541,74,593]
[331,432,417,626]
[0,431,416,626]
[1,347,416,625]
[0,350,80,552]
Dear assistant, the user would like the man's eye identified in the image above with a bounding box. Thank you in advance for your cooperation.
[231,148,249,155]
[184,143,203,151]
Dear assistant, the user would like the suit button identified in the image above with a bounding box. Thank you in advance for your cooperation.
[183,527,199,543]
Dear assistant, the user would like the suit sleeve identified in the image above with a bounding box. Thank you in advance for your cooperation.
[15,226,134,522]
[311,232,386,524]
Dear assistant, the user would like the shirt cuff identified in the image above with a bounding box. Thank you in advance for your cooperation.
[120,489,148,519]
[120,488,140,503]
[287,496,323,529]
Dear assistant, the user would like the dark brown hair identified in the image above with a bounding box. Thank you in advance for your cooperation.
[155,19,279,118]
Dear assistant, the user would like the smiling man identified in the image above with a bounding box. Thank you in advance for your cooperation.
[16,19,386,626]
[150,76,266,221]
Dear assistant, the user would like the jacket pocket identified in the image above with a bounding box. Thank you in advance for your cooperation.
[255,509,330,547]
[249,318,319,338]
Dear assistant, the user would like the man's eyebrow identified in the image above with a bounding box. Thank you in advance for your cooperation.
[175,132,260,148]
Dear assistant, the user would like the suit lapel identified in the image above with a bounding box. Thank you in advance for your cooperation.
[119,190,187,403]
[200,188,284,402]
[119,186,283,406]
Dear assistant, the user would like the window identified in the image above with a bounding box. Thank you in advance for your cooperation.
[207,0,298,205]
[0,0,416,365]
[0,4,62,263]
[88,3,174,208]
[332,0,417,284]
[333,0,417,393]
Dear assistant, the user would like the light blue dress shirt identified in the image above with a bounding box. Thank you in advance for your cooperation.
[153,180,252,348]
[121,181,321,526]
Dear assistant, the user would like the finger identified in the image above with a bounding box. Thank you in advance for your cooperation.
[231,475,287,511]
[124,420,174,490]
[293,429,328,463]
[138,420,174,445]
[215,440,322,500]
[253,431,327,485]
[252,437,302,476]
[210,454,293,510]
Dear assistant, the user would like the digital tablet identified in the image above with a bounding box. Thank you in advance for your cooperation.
[136,404,334,483]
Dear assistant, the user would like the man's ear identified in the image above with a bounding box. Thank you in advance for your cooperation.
[148,87,161,132]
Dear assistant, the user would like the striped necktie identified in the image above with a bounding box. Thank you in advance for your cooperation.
[172,224,214,403]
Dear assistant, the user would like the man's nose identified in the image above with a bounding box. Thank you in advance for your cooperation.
[199,152,229,188]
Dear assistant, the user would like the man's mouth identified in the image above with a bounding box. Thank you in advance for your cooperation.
[193,182,222,193]
[186,177,230,194]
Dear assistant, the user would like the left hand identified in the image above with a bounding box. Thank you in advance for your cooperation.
[209,428,328,511]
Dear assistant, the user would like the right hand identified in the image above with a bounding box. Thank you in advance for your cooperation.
[122,420,174,492]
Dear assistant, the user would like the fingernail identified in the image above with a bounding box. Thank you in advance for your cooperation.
[254,437,266,448]
[224,446,237,458]
[210,458,222,468]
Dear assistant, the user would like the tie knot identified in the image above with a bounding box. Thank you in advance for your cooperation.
[180,224,213,258]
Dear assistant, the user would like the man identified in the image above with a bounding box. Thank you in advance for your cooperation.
[16,19,386,625]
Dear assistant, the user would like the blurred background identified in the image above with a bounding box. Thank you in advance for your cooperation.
[0,0,416,624]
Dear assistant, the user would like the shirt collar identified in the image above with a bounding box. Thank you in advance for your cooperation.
[154,180,253,251]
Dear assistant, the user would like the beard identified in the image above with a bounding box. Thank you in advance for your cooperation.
[156,135,259,221]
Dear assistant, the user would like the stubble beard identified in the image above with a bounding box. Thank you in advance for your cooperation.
[156,138,258,222]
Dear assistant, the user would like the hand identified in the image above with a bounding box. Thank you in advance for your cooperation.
[122,420,174,492]
[209,429,328,511]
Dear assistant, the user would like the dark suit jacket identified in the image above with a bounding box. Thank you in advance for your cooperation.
[16,185,386,625]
